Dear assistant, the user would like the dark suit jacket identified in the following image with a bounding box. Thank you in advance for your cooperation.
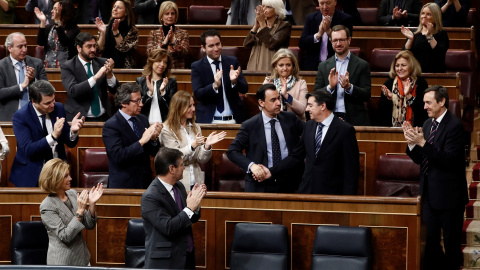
[436,0,471,27]
[102,111,160,189]
[191,55,248,123]
[270,116,360,195]
[61,55,119,121]
[289,0,317,25]
[226,111,305,193]
[134,0,169,24]
[0,55,47,121]
[25,0,53,24]
[298,10,353,71]
[378,0,423,26]
[338,0,363,25]
[406,111,469,210]
[313,53,371,126]
[72,0,113,24]
[9,102,78,187]
[136,76,177,122]
[141,179,200,269]
[37,24,80,61]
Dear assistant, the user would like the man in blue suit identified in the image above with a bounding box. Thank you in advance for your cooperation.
[9,80,85,187]
[191,29,248,124]
[102,83,162,189]
[299,0,353,71]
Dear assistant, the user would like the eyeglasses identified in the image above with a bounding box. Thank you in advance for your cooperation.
[129,99,142,105]
[331,38,348,44]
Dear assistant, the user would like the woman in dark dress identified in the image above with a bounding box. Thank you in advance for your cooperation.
[401,2,449,73]
[34,0,79,67]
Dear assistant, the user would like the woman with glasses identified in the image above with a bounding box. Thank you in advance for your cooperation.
[244,0,291,71]
[160,91,226,191]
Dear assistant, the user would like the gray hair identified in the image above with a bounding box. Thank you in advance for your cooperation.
[114,82,141,108]
[262,0,286,20]
[5,32,25,48]
[29,80,56,103]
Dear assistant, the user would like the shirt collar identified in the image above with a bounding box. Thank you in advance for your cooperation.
[207,55,222,65]
[158,177,174,192]
[118,109,133,122]
[335,51,351,62]
[434,109,448,124]
[10,55,23,67]
[77,55,91,67]
[261,110,278,125]
[33,104,43,117]
[321,112,335,127]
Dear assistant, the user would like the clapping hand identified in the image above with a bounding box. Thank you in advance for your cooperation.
[205,131,226,150]
[338,71,350,89]
[186,183,207,211]
[401,25,414,40]
[381,85,393,100]
[213,69,223,90]
[89,183,104,204]
[328,67,338,89]
[71,112,85,133]
[76,189,89,214]
[230,65,241,84]
[34,7,47,23]
[95,17,106,33]
[164,26,174,45]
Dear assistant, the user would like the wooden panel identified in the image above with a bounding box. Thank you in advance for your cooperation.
[96,217,128,264]
[0,216,12,262]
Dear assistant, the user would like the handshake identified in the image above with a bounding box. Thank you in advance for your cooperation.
[250,164,272,182]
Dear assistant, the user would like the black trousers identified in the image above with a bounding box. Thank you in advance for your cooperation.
[422,195,465,270]
[185,250,195,269]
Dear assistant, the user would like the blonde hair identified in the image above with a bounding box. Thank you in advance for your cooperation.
[164,91,199,142]
[262,0,286,20]
[142,48,173,78]
[389,50,422,81]
[269,48,300,80]
[38,159,70,194]
[158,1,179,24]
[415,3,443,35]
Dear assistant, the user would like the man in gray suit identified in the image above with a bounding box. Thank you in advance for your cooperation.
[142,147,206,269]
[61,32,119,121]
[0,32,47,121]
[313,24,371,126]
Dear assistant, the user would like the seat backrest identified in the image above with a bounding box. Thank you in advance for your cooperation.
[449,99,461,120]
[81,148,109,188]
[374,155,420,197]
[467,8,477,27]
[445,50,476,99]
[216,153,245,192]
[0,45,5,59]
[188,5,227,24]
[369,49,400,72]
[358,8,379,26]
[34,46,45,61]
[231,223,288,270]
[125,219,145,268]
[11,221,48,265]
[311,226,371,270]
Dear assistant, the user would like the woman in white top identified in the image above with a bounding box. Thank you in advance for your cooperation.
[160,91,226,191]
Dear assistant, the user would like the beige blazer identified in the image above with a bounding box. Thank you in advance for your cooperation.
[40,189,96,266]
[160,124,212,191]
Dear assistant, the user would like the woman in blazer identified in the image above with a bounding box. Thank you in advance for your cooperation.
[136,48,177,124]
[160,91,226,191]
[39,159,103,266]
[263,48,307,121]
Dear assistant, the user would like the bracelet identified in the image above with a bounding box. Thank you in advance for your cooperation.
[251,31,257,35]
[426,35,434,42]
[113,32,121,37]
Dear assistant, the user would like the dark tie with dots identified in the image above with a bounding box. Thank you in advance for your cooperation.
[213,60,224,113]
[172,185,194,252]
[270,119,282,166]
[315,122,325,158]
[129,117,142,139]
[421,120,439,175]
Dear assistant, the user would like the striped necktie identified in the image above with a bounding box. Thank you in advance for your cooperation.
[421,120,439,174]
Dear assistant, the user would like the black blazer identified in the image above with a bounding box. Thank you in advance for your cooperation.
[270,116,360,195]
[141,179,200,269]
[72,0,113,24]
[102,111,161,188]
[136,76,177,122]
[378,0,423,26]
[61,55,119,120]
[226,111,305,193]
[298,10,353,71]
[191,55,248,123]
[406,111,469,210]
[313,53,371,126]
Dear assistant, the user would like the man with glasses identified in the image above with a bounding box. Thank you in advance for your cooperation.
[103,83,162,188]
[9,80,85,187]
[313,24,371,126]
[61,32,119,122]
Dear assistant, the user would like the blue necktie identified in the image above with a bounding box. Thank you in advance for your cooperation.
[315,122,325,158]
[86,62,100,117]
[213,60,224,113]
[129,117,142,139]
[17,62,28,108]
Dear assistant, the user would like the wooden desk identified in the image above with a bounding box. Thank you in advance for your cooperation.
[0,188,422,270]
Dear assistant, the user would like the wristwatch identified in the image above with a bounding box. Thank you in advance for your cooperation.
[75,212,83,218]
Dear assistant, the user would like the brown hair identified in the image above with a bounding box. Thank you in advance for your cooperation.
[38,158,70,194]
[112,0,135,27]
[158,1,179,25]
[164,91,199,142]
[142,48,173,78]
[389,50,422,81]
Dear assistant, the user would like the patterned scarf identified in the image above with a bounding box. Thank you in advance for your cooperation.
[391,76,417,127]
[273,76,296,111]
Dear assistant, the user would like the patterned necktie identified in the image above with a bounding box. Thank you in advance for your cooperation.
[129,117,142,139]
[17,62,29,108]
[213,60,224,113]
[421,120,439,175]
[172,185,194,252]
[320,32,328,62]
[315,122,325,158]
[270,119,282,166]
[85,62,100,117]
[41,114,54,161]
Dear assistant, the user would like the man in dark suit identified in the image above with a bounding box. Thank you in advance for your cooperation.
[299,0,353,71]
[61,32,119,122]
[102,83,162,189]
[142,147,206,269]
[191,29,248,124]
[262,90,359,195]
[313,25,371,126]
[378,0,422,26]
[25,0,53,24]
[134,0,167,24]
[0,32,47,121]
[285,0,317,25]
[403,85,468,270]
[227,84,305,193]
[72,0,113,24]
[9,80,85,187]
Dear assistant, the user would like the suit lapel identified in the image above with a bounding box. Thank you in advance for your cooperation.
[304,120,316,158]
[116,112,140,141]
[27,103,44,134]
[256,114,268,166]
[5,57,18,84]
[316,117,339,160]
[347,54,358,77]
[434,111,450,144]
[278,113,292,152]
[75,57,89,82]
[155,179,181,214]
